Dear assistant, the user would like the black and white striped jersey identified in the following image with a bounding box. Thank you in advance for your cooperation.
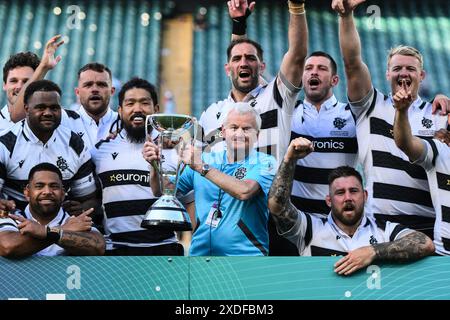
[199,73,300,167]
[91,130,178,250]
[280,211,412,256]
[416,139,450,255]
[0,121,96,210]
[290,95,357,216]
[351,88,447,230]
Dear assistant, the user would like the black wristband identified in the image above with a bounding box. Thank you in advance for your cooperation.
[231,8,252,36]
[46,225,61,243]
[289,0,305,3]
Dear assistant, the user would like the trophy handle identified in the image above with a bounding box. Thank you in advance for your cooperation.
[145,115,160,173]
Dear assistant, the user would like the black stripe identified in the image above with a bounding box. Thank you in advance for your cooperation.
[304,213,313,247]
[65,109,80,119]
[256,144,276,157]
[375,218,387,231]
[372,150,427,180]
[437,172,450,192]
[272,77,283,108]
[69,131,85,156]
[291,195,330,215]
[259,109,278,130]
[0,162,6,180]
[443,237,450,251]
[0,109,6,119]
[365,88,378,117]
[72,159,95,180]
[418,101,426,110]
[370,117,394,139]
[237,219,268,255]
[290,133,358,154]
[442,206,450,223]
[110,229,175,244]
[104,199,158,219]
[428,139,439,167]
[390,224,409,241]
[95,138,111,149]
[374,213,435,233]
[150,207,187,212]
[373,182,433,208]
[294,165,331,185]
[98,170,150,188]
[310,245,347,256]
[0,131,18,157]
[0,222,17,229]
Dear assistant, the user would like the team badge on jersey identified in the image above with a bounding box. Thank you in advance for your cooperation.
[333,117,347,130]
[369,235,378,244]
[421,117,433,129]
[56,156,74,175]
[234,167,247,180]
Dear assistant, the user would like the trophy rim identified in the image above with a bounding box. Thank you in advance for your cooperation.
[146,114,196,134]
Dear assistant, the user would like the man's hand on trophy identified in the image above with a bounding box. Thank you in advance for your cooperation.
[143,140,161,171]
[180,144,203,172]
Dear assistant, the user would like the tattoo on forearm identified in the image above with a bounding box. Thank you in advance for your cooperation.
[60,232,103,254]
[373,232,431,261]
[269,160,298,231]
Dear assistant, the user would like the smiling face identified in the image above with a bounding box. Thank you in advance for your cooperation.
[118,87,159,143]
[387,54,425,100]
[326,176,367,228]
[25,170,65,219]
[3,66,35,107]
[222,110,259,158]
[302,56,338,105]
[25,91,62,137]
[225,42,265,94]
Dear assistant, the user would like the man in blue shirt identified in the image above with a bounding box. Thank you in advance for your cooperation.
[143,102,276,255]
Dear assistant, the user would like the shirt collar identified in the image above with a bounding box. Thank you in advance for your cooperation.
[228,84,267,103]
[78,106,114,125]
[23,120,59,145]
[24,205,66,227]
[327,213,368,238]
[304,95,338,111]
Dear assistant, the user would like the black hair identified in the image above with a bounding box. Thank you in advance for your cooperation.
[77,62,112,81]
[3,52,40,83]
[118,77,158,107]
[28,162,63,182]
[227,38,264,62]
[24,80,62,104]
[307,51,338,75]
[328,166,363,187]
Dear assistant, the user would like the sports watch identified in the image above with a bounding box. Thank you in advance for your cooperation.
[200,163,211,177]
[46,226,62,243]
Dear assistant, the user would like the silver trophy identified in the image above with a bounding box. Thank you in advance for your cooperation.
[141,114,197,231]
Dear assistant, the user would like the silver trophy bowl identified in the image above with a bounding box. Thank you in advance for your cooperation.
[141,114,196,231]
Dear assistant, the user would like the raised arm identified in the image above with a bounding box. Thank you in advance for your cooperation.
[268,137,313,232]
[393,80,425,162]
[228,0,255,41]
[10,35,64,122]
[332,0,372,102]
[278,0,308,88]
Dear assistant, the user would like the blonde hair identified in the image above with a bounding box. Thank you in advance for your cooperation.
[387,45,424,70]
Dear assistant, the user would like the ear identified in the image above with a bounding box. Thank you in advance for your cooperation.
[420,69,426,81]
[2,82,6,91]
[154,104,160,114]
[24,104,29,115]
[363,190,368,202]
[24,184,30,202]
[118,105,123,118]
[385,69,390,81]
[224,63,231,77]
[331,74,339,87]
[110,86,116,95]
[259,61,266,75]
[221,125,226,139]
[325,194,332,208]
[74,87,80,97]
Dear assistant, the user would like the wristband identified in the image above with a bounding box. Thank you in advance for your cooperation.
[288,0,306,15]
[231,8,252,36]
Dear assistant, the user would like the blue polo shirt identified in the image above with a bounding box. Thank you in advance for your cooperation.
[177,150,276,256]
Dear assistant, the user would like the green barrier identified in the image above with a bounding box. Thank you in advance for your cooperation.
[1,256,449,300]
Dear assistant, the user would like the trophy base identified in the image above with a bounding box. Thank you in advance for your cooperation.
[141,219,192,231]
[141,195,192,231]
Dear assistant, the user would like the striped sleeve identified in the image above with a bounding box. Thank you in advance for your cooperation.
[384,221,414,242]
[277,209,312,254]
[0,217,19,232]
[70,153,97,198]
[414,138,438,172]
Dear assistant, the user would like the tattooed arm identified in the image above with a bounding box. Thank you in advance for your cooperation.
[268,137,314,232]
[334,231,435,276]
[58,231,106,256]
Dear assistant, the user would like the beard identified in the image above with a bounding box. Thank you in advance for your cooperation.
[230,72,259,94]
[124,122,146,143]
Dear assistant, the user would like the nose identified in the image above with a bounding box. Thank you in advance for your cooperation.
[42,185,52,194]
